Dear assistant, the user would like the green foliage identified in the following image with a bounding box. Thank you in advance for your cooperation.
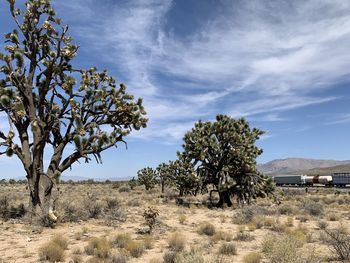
[0,0,147,219]
[128,177,137,190]
[180,115,275,206]
[137,167,157,191]
[143,206,159,233]
[168,157,200,196]
[156,162,174,193]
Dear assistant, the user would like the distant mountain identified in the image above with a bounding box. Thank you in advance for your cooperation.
[302,164,350,176]
[258,158,350,175]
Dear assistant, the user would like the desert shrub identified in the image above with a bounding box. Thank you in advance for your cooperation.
[262,234,303,263]
[163,251,178,263]
[218,242,237,255]
[125,240,144,258]
[83,198,103,219]
[51,235,68,250]
[234,231,254,241]
[233,205,273,225]
[278,204,295,215]
[317,220,328,230]
[126,198,141,207]
[251,215,274,229]
[84,237,111,258]
[179,214,186,224]
[110,253,127,263]
[285,217,293,227]
[243,252,262,263]
[113,233,132,248]
[0,196,9,219]
[142,234,154,249]
[175,248,205,263]
[39,235,68,262]
[322,226,350,260]
[301,200,324,217]
[296,215,309,222]
[61,201,82,222]
[118,186,131,193]
[168,232,186,252]
[198,222,215,236]
[0,196,26,220]
[212,231,232,243]
[39,242,65,262]
[70,255,83,263]
[143,206,159,233]
[106,197,120,209]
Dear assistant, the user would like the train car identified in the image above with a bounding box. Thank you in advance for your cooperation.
[272,175,306,186]
[305,175,332,186]
[332,173,350,187]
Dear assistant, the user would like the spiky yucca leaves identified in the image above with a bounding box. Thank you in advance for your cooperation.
[181,115,275,207]
[137,167,157,191]
[0,0,147,222]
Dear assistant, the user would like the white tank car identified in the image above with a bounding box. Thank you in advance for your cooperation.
[305,175,332,185]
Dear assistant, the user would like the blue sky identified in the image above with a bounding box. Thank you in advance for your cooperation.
[1,0,350,179]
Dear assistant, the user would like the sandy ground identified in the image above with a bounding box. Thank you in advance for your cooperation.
[0,183,349,263]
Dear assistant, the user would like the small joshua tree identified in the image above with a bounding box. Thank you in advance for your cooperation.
[137,167,157,191]
[128,177,137,190]
[168,157,200,196]
[156,162,173,193]
[0,0,147,222]
[143,206,159,234]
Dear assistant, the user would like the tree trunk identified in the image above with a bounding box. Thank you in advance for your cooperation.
[161,181,165,193]
[27,172,57,225]
[216,190,233,208]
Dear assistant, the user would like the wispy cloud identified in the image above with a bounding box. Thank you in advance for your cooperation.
[52,0,350,140]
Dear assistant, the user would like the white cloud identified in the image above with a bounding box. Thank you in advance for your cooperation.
[52,0,350,141]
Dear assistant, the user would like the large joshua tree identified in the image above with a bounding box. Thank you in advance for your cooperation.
[0,0,147,222]
[181,115,275,207]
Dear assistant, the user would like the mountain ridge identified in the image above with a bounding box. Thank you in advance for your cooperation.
[258,157,350,175]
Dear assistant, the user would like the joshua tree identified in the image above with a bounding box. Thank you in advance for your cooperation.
[137,167,157,191]
[156,162,173,193]
[128,177,137,190]
[181,115,274,207]
[0,0,147,222]
[168,157,200,196]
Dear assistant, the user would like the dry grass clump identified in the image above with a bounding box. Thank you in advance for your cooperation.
[163,251,178,263]
[233,205,273,225]
[262,234,305,263]
[113,233,132,248]
[110,253,127,263]
[234,231,254,241]
[211,230,232,243]
[163,248,204,263]
[278,204,296,215]
[125,240,145,258]
[51,235,68,250]
[118,186,131,193]
[218,242,237,256]
[251,215,274,229]
[39,235,68,262]
[197,221,216,236]
[142,234,154,249]
[168,232,186,252]
[243,252,262,263]
[301,200,324,216]
[84,237,112,259]
[70,254,83,263]
[179,214,187,224]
